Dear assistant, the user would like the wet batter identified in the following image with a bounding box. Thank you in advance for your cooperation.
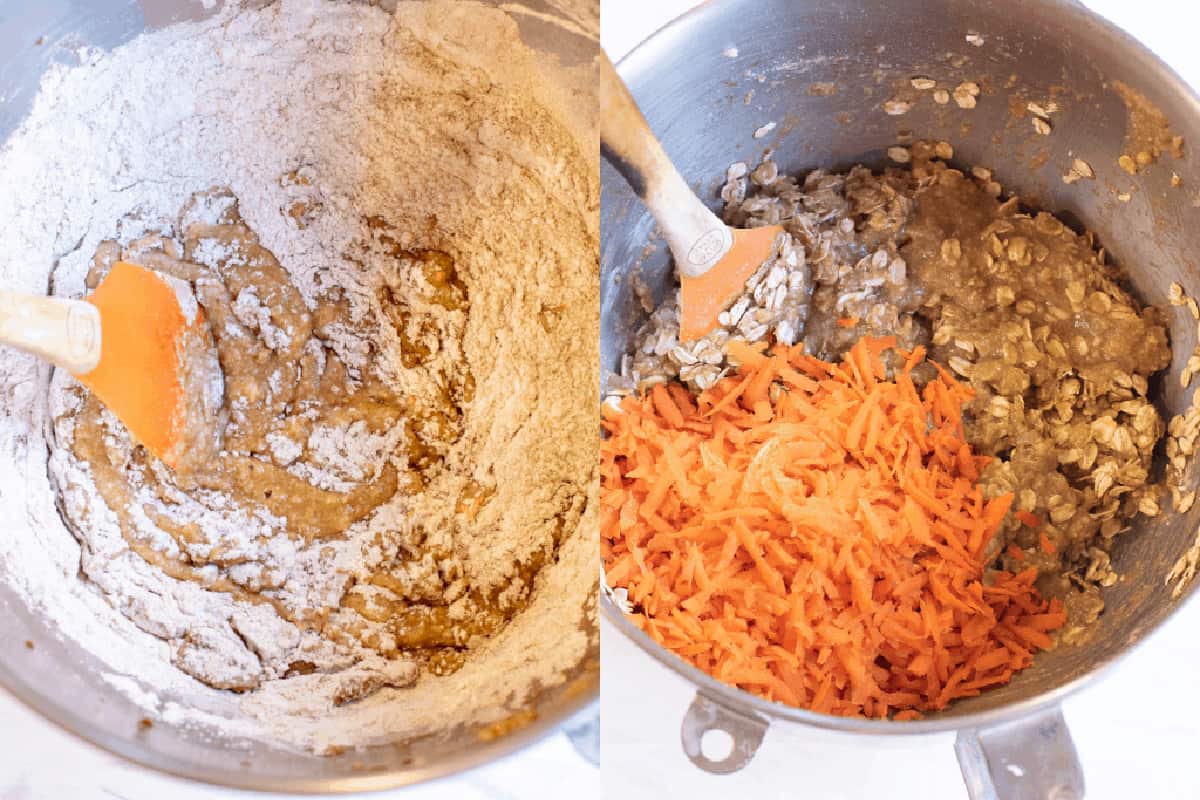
[54,190,525,691]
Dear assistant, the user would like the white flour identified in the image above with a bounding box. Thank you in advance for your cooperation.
[0,0,597,754]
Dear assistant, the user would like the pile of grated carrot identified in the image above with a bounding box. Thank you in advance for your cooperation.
[601,336,1065,719]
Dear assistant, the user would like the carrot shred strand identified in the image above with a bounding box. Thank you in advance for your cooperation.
[601,337,1063,719]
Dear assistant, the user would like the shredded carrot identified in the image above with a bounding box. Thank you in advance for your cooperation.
[836,316,860,328]
[1015,510,1043,528]
[1006,544,1026,561]
[1039,532,1056,555]
[601,337,1064,719]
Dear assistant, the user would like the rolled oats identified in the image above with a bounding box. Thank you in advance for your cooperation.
[752,160,779,186]
[753,122,776,139]
[616,141,1178,629]
[941,238,962,262]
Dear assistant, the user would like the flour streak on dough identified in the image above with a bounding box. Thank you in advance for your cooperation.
[0,0,597,753]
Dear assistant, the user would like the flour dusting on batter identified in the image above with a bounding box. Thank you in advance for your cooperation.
[0,0,597,753]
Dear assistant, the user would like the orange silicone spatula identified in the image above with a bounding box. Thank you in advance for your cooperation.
[0,261,223,470]
[599,52,783,342]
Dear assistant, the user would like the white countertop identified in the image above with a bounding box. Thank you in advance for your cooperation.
[600,1,1200,798]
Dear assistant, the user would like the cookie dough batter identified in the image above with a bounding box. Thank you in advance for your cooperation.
[0,0,598,754]
[617,141,1170,643]
[55,189,518,692]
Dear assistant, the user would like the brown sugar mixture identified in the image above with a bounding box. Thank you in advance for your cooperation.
[611,141,1171,644]
[1113,80,1184,175]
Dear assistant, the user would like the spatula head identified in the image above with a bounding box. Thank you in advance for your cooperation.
[679,225,783,342]
[78,261,223,471]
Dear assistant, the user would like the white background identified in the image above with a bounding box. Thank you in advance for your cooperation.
[600,1,1200,799]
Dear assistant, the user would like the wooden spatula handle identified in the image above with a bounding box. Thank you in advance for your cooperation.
[0,288,102,375]
[599,52,732,279]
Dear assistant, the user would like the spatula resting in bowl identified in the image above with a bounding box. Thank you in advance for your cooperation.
[0,261,223,471]
[599,52,783,342]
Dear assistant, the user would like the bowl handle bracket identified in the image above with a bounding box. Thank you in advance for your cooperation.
[954,704,1085,800]
[563,701,600,766]
[679,690,769,775]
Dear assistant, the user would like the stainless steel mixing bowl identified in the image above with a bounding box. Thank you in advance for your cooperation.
[0,0,598,792]
[600,1,1200,797]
